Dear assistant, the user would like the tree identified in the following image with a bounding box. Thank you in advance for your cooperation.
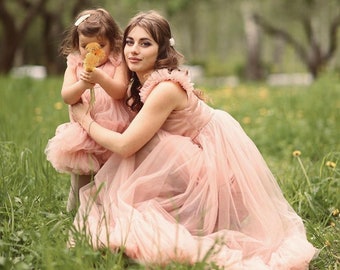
[253,0,340,78]
[242,2,264,80]
[0,0,47,74]
[0,0,96,75]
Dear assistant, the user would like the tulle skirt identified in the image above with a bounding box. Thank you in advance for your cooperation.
[45,89,130,174]
[71,110,317,269]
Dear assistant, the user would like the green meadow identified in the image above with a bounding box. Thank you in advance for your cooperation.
[0,74,339,269]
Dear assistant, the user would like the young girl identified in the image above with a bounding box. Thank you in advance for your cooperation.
[45,8,130,211]
[71,10,317,269]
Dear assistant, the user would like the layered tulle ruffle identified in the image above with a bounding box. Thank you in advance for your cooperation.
[45,89,129,174]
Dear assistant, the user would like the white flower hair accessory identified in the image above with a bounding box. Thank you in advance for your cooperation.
[169,37,175,47]
[74,14,91,26]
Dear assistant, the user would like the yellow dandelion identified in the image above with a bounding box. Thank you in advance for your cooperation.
[292,150,301,157]
[223,87,233,97]
[297,110,304,118]
[242,116,251,125]
[259,108,268,116]
[54,102,63,110]
[83,42,105,71]
[84,53,99,72]
[35,107,42,115]
[35,116,43,122]
[332,208,339,217]
[258,87,268,99]
[83,42,106,112]
[325,161,336,169]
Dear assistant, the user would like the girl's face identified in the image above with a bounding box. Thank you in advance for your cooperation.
[124,26,159,83]
[78,34,111,66]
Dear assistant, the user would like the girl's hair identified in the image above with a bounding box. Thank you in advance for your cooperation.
[60,8,122,57]
[123,11,185,112]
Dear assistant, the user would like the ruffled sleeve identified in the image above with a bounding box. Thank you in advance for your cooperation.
[139,69,195,103]
[66,53,82,69]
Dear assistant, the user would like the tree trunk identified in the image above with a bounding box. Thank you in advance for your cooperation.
[242,3,264,80]
[41,10,65,74]
[0,0,47,74]
[0,0,18,73]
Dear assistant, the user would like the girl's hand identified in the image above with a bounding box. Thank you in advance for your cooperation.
[71,102,91,123]
[80,70,97,85]
[80,68,103,85]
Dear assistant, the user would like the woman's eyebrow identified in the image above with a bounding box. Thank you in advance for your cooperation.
[127,36,152,42]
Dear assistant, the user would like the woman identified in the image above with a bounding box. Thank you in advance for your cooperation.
[71,10,317,269]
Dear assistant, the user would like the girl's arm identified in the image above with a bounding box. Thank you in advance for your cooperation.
[61,66,94,105]
[72,81,187,157]
[84,63,129,100]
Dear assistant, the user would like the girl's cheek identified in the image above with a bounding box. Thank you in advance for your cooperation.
[99,55,109,66]
[79,47,86,56]
[80,51,86,59]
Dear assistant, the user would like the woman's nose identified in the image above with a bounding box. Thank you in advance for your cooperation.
[130,43,139,54]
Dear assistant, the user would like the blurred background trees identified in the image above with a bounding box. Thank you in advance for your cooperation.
[253,0,340,79]
[0,0,339,80]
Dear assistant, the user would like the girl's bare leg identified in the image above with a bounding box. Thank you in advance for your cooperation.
[66,174,92,212]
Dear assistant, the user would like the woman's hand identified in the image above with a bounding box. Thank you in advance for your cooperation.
[71,102,92,124]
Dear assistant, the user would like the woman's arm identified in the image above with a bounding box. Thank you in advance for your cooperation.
[61,66,94,105]
[72,81,187,157]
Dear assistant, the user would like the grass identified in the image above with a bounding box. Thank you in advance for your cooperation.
[0,73,339,269]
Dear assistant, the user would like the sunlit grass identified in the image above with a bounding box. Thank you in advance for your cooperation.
[0,74,339,269]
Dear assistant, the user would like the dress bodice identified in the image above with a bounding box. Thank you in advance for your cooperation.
[140,69,213,140]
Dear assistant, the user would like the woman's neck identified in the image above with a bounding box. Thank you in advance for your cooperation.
[136,70,154,85]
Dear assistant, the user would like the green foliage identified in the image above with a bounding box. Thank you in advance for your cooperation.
[0,75,339,269]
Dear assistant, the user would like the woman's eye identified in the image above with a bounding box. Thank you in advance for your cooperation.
[126,39,134,46]
[140,41,151,47]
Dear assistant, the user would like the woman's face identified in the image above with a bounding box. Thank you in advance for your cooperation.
[78,34,110,66]
[124,26,159,83]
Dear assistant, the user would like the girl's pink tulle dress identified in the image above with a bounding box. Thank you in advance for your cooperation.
[45,53,130,174]
[72,69,317,269]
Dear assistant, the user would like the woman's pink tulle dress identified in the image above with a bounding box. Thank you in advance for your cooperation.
[45,53,130,174]
[72,69,317,269]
